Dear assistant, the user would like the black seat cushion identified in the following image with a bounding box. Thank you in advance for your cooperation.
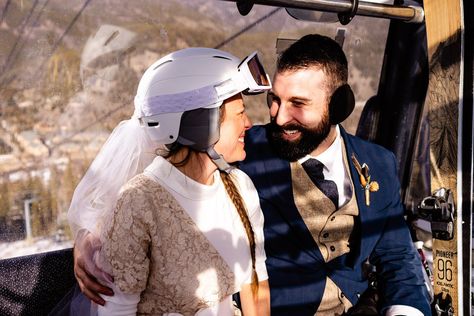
[0,248,76,316]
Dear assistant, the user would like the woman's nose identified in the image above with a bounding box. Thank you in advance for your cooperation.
[244,113,252,130]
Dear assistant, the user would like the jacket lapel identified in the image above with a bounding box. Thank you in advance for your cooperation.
[340,127,390,263]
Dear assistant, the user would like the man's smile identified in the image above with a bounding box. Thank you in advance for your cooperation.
[281,129,301,141]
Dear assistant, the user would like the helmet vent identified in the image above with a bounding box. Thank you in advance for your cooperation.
[153,60,172,70]
[212,55,232,61]
[147,122,159,127]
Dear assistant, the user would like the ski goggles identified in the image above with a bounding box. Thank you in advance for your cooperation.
[213,51,271,101]
[237,51,272,94]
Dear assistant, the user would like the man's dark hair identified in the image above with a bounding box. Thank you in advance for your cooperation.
[277,34,348,98]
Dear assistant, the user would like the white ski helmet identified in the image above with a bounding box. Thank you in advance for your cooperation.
[133,47,271,171]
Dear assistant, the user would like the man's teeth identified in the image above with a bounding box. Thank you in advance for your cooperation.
[284,130,298,135]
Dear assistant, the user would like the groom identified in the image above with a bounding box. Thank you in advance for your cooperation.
[238,34,431,315]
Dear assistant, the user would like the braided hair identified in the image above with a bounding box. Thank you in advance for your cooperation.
[219,171,259,296]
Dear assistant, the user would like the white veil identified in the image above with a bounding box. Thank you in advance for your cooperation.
[67,24,153,238]
[67,113,158,238]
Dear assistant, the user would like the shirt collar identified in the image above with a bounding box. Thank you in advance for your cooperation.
[144,156,221,200]
[298,125,342,172]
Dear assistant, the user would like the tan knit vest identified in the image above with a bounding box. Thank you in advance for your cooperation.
[290,145,359,315]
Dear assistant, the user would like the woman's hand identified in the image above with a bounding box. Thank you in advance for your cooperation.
[74,230,114,305]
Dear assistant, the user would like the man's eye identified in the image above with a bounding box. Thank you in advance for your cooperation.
[292,101,304,107]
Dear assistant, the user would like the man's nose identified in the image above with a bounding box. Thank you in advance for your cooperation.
[271,102,292,126]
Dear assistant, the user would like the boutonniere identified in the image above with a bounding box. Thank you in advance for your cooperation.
[351,154,379,206]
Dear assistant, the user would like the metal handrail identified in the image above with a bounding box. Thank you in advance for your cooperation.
[220,0,425,23]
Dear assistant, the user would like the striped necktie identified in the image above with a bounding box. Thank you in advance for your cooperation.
[302,159,339,208]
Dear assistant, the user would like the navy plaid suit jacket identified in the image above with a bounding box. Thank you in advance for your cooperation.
[239,125,431,316]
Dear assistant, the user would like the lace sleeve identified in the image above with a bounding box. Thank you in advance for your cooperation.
[98,178,153,294]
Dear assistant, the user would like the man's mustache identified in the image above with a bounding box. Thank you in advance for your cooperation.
[270,121,308,134]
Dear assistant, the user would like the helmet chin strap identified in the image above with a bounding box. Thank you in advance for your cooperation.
[206,147,233,173]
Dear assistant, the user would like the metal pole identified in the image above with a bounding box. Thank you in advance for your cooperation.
[220,0,424,23]
[23,199,33,240]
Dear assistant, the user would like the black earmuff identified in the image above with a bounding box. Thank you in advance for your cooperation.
[328,84,355,125]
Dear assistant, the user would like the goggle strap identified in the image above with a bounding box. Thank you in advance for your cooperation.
[135,84,220,117]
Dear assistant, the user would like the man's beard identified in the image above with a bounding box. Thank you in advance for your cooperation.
[267,113,331,161]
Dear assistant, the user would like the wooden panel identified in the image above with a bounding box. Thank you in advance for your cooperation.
[424,0,462,314]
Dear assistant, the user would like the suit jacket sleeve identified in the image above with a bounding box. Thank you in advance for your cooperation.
[368,152,431,315]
